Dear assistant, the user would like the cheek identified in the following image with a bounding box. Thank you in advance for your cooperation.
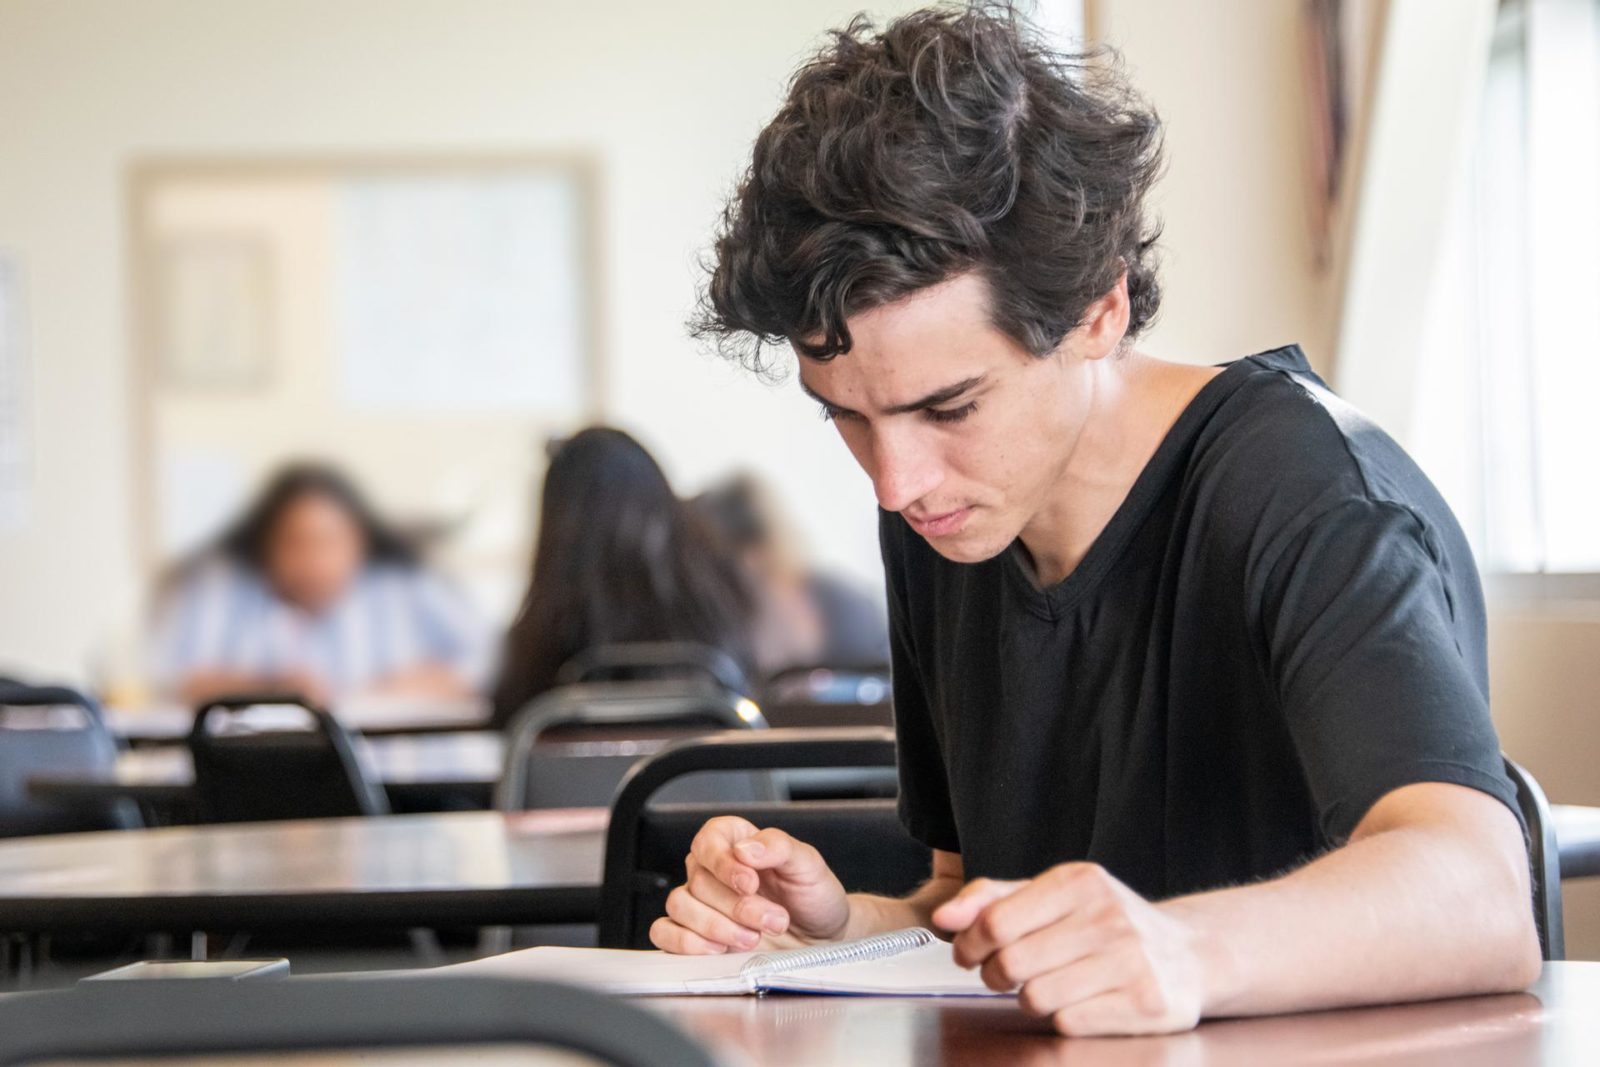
[969,401,1075,504]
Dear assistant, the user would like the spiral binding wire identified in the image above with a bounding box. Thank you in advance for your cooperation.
[739,927,935,979]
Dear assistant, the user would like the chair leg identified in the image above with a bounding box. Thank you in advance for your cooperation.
[189,931,208,961]
[145,932,173,960]
[478,925,513,957]
[408,928,445,965]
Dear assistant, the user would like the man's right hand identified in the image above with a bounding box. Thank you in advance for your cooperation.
[649,816,851,954]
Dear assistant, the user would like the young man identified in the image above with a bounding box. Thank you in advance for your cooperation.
[651,4,1540,1036]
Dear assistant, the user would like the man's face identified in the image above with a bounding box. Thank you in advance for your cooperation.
[797,272,1095,564]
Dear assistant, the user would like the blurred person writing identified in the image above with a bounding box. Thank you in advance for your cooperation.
[490,428,759,729]
[151,462,489,707]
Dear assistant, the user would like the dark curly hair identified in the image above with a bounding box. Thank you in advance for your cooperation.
[693,2,1164,372]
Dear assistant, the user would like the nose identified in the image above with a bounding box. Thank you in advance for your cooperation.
[866,424,944,513]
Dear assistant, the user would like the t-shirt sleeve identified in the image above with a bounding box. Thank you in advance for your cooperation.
[880,512,961,854]
[1256,498,1522,842]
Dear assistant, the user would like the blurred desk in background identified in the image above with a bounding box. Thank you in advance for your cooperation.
[27,731,509,815]
[104,695,492,745]
[0,809,605,936]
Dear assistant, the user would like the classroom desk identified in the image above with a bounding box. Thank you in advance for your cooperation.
[643,961,1600,1066]
[26,732,510,812]
[0,810,606,935]
[104,695,492,745]
[20,964,1600,1065]
[25,734,892,814]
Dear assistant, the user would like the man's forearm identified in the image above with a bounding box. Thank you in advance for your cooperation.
[843,874,964,940]
[1162,818,1540,1017]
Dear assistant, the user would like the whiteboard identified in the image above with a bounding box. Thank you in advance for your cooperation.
[334,173,586,414]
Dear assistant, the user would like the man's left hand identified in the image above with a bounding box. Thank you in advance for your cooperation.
[932,863,1207,1036]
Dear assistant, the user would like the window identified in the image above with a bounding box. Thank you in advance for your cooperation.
[1412,0,1600,575]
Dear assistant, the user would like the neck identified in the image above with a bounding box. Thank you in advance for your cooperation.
[1018,351,1217,587]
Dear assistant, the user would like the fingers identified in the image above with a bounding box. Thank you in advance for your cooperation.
[1015,949,1132,1019]
[690,866,790,937]
[689,816,763,894]
[649,915,729,955]
[1047,981,1192,1038]
[947,865,1105,966]
[977,913,1115,991]
[655,818,820,956]
[932,876,1026,934]
[732,826,830,886]
[663,880,763,951]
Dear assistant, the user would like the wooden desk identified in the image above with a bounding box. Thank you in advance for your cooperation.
[0,810,605,935]
[105,696,491,745]
[27,732,508,811]
[644,962,1600,1066]
[23,963,1600,1065]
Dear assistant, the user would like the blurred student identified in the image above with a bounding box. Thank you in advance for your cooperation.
[491,427,757,729]
[151,462,489,707]
[693,475,889,672]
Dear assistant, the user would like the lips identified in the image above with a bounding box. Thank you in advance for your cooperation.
[906,506,973,538]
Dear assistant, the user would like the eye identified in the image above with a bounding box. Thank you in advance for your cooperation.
[924,401,978,425]
[817,403,861,423]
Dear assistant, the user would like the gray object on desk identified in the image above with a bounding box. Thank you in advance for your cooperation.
[0,976,715,1067]
[0,810,605,935]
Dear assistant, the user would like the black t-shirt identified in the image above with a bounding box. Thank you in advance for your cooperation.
[883,344,1520,899]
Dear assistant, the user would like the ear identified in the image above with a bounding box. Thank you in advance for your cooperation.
[1075,272,1132,362]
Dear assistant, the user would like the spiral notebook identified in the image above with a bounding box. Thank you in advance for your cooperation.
[432,927,1004,997]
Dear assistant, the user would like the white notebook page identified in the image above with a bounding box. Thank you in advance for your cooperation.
[428,930,1007,998]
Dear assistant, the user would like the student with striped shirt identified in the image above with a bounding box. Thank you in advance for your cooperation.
[151,463,490,708]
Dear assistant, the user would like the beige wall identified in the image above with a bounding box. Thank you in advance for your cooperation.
[1093,0,1338,372]
[0,0,920,681]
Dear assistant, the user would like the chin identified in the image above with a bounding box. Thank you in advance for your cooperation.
[920,527,1014,565]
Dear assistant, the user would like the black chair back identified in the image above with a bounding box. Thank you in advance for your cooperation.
[599,727,929,949]
[188,695,389,823]
[1504,756,1564,960]
[0,977,715,1067]
[0,680,138,836]
[557,641,750,693]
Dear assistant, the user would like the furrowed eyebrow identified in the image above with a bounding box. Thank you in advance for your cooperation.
[798,375,987,418]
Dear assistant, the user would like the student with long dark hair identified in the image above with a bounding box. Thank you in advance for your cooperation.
[491,427,756,729]
[151,462,489,707]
